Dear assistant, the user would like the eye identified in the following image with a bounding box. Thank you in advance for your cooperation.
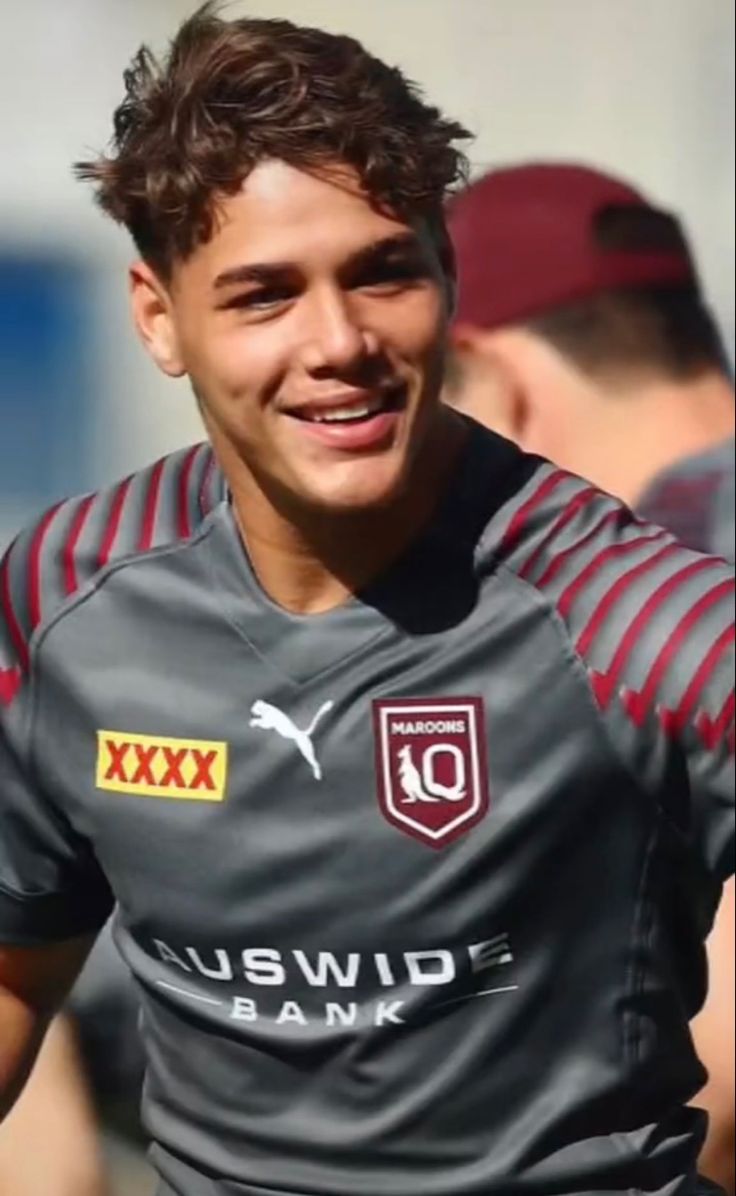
[221,286,295,312]
[356,257,429,292]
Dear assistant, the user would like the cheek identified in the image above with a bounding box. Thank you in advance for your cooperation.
[379,291,448,371]
[186,323,289,409]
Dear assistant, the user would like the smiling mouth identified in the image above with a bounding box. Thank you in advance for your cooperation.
[285,385,407,425]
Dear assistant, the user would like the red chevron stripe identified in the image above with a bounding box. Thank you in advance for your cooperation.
[557,528,670,621]
[623,579,734,726]
[63,495,95,596]
[0,542,29,673]
[658,624,734,739]
[697,686,736,753]
[0,665,21,707]
[139,458,166,553]
[29,503,64,632]
[536,507,622,591]
[500,469,571,557]
[588,557,724,709]
[519,486,598,582]
[99,476,133,569]
[177,446,201,541]
[575,541,680,657]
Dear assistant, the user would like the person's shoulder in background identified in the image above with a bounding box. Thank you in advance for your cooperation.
[638,437,735,563]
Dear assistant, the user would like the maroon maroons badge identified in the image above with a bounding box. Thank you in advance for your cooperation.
[372,697,489,848]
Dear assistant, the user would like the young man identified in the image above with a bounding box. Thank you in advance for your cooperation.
[447,161,735,1193]
[0,9,733,1196]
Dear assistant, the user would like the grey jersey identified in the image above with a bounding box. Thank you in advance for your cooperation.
[638,439,735,563]
[0,425,734,1196]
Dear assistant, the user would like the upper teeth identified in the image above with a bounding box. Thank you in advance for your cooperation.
[308,397,384,423]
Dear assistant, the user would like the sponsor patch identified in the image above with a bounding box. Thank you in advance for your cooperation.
[372,697,489,847]
[96,731,228,801]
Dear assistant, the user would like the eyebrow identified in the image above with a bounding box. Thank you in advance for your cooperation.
[212,232,424,291]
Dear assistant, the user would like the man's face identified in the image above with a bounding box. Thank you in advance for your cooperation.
[155,160,452,513]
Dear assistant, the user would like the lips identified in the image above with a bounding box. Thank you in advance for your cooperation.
[283,384,405,426]
[282,385,407,452]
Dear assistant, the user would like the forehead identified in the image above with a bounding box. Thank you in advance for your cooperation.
[195,159,422,277]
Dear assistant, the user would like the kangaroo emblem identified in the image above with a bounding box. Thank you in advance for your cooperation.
[397,744,466,803]
[249,699,334,781]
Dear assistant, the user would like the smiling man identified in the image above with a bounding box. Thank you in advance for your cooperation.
[0,6,734,1196]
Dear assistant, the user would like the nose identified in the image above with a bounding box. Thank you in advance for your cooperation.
[298,288,377,375]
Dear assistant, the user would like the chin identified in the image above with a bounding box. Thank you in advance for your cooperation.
[302,458,409,514]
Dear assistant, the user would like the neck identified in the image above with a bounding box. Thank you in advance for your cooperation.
[219,410,468,613]
[580,371,734,507]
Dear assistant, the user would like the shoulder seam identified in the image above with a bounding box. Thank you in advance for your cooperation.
[28,511,221,669]
[25,515,221,784]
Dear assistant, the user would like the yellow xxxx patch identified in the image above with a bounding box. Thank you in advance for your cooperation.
[96,731,228,801]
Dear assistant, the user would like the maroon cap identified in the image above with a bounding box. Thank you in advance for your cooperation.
[448,162,696,331]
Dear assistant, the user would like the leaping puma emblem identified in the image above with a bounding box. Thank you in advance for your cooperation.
[249,699,334,781]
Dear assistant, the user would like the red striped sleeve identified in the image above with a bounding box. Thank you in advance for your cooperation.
[500,469,570,557]
[98,475,133,569]
[0,542,30,673]
[177,445,201,541]
[63,495,95,597]
[518,486,598,582]
[654,624,735,742]
[28,503,64,633]
[696,680,736,753]
[536,508,623,591]
[574,541,679,655]
[138,458,166,553]
[587,557,725,709]
[557,529,671,622]
[623,579,735,726]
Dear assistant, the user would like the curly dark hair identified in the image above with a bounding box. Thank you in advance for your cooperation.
[75,2,471,277]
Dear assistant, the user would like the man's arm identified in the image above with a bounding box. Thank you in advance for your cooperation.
[0,937,93,1120]
[692,878,735,1195]
[0,939,108,1196]
[0,1014,108,1196]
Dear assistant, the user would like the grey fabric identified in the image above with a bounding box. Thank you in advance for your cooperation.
[638,438,735,563]
[0,424,733,1195]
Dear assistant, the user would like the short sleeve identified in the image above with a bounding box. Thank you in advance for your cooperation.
[0,535,113,951]
[0,707,114,944]
[489,460,735,884]
[589,552,735,883]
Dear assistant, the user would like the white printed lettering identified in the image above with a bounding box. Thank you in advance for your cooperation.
[375,1001,405,1025]
[154,939,193,973]
[242,949,286,986]
[186,948,233,982]
[405,950,456,985]
[277,1001,308,1026]
[293,950,361,988]
[231,997,258,1022]
[374,953,396,987]
[325,1003,359,1027]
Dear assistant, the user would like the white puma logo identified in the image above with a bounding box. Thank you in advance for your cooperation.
[249,699,334,781]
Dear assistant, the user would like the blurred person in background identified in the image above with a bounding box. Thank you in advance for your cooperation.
[0,6,733,1194]
[447,160,735,1193]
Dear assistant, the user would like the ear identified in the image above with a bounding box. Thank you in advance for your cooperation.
[448,324,529,444]
[129,261,186,378]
